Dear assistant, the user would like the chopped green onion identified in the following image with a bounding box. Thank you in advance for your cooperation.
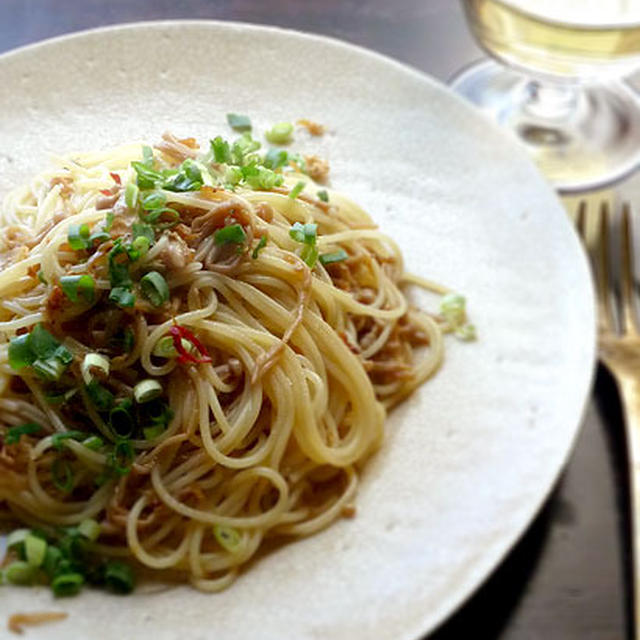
[41,546,62,578]
[45,388,77,406]
[214,224,247,246]
[213,524,242,553]
[67,223,91,250]
[263,148,289,169]
[143,424,166,440]
[133,379,163,404]
[289,222,317,244]
[252,235,267,259]
[5,422,42,445]
[288,181,305,199]
[81,353,110,386]
[25,534,47,568]
[231,133,261,165]
[140,271,169,307]
[78,518,101,542]
[109,286,135,308]
[440,293,476,342]
[226,113,252,131]
[104,211,115,231]
[37,269,48,284]
[317,189,329,202]
[455,323,477,341]
[52,572,84,597]
[104,560,135,594]
[31,324,73,364]
[319,249,348,265]
[152,336,177,358]
[142,145,154,165]
[9,325,72,380]
[125,182,139,208]
[6,528,30,551]
[210,136,232,164]
[32,357,67,381]
[163,158,204,192]
[8,333,35,370]
[5,561,37,585]
[60,274,95,304]
[51,458,74,492]
[82,435,104,451]
[109,400,135,438]
[265,122,294,144]
[85,380,115,412]
[108,240,133,288]
[241,165,283,190]
[89,229,111,244]
[108,439,134,475]
[52,431,87,451]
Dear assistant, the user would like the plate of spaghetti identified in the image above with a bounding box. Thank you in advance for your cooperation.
[0,21,594,640]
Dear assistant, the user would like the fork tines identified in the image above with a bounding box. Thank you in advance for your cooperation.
[575,200,639,337]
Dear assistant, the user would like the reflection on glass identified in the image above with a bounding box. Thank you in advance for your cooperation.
[452,0,640,192]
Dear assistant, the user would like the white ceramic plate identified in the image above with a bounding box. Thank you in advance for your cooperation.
[0,21,595,640]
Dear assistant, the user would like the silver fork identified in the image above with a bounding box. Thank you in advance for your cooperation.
[575,200,640,638]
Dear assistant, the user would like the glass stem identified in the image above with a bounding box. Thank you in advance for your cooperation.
[524,80,579,122]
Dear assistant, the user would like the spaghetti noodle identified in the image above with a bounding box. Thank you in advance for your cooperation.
[0,131,467,592]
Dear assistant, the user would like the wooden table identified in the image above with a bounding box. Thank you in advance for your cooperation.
[0,1,627,637]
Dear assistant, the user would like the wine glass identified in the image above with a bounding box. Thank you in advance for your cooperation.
[451,0,640,193]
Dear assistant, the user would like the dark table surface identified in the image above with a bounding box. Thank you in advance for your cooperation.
[0,1,627,638]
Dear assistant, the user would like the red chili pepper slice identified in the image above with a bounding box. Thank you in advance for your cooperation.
[109,172,122,185]
[169,325,212,364]
[99,189,112,196]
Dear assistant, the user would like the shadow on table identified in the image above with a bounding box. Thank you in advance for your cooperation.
[426,488,555,639]
[427,366,631,640]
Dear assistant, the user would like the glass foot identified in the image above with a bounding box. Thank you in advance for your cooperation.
[450,59,640,193]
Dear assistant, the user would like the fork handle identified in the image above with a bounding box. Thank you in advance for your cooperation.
[616,376,640,638]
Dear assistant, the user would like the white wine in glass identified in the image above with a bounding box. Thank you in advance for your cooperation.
[452,0,640,192]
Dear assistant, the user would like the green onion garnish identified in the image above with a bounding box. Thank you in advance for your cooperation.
[125,182,139,209]
[317,189,329,202]
[133,379,163,404]
[213,524,242,553]
[51,572,84,597]
[263,148,289,169]
[81,353,110,386]
[265,122,294,144]
[109,400,135,438]
[319,249,348,265]
[108,439,135,476]
[51,458,74,492]
[214,224,247,246]
[109,287,135,308]
[52,431,87,451]
[6,528,30,551]
[289,222,319,268]
[252,235,267,259]
[140,271,169,307]
[8,333,35,370]
[67,223,91,251]
[9,324,72,380]
[82,435,104,451]
[142,424,166,440]
[288,181,305,200]
[5,422,42,445]
[104,560,136,594]
[25,534,47,568]
[60,274,95,304]
[210,136,232,164]
[85,380,115,412]
[77,518,101,542]
[37,269,48,284]
[5,561,37,585]
[226,113,252,131]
